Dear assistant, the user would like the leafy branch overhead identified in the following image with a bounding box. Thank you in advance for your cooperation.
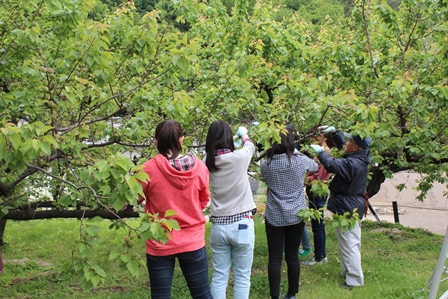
[0,0,447,286]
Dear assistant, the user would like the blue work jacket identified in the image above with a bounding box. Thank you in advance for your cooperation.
[317,149,370,219]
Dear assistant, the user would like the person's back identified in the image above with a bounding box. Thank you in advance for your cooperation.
[208,142,255,217]
[139,120,212,299]
[319,141,370,217]
[262,153,316,226]
[142,153,210,254]
[261,126,318,299]
[205,120,256,299]
[301,125,337,266]
[311,131,371,289]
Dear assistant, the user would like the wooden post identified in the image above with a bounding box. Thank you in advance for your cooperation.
[392,201,400,223]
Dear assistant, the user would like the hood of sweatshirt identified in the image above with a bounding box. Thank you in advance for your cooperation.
[154,154,201,190]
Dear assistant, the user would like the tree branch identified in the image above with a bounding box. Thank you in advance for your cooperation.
[2,207,139,220]
[361,0,379,78]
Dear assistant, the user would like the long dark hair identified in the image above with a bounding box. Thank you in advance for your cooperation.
[205,120,235,172]
[155,120,184,159]
[265,126,295,164]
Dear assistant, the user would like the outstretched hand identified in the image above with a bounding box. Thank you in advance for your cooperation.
[236,127,248,137]
[310,144,324,153]
[234,135,242,148]
[318,125,335,133]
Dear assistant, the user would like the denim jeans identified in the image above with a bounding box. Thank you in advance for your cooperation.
[301,225,311,251]
[209,217,255,299]
[265,219,304,297]
[306,187,327,261]
[146,246,212,299]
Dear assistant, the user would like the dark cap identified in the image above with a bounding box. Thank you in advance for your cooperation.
[343,132,371,149]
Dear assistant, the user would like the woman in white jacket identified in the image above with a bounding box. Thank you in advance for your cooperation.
[205,120,257,299]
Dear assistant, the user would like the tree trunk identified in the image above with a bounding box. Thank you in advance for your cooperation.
[0,250,3,274]
[2,207,139,220]
[366,166,386,199]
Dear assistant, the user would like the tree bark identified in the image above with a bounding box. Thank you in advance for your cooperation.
[2,208,139,220]
[366,166,386,200]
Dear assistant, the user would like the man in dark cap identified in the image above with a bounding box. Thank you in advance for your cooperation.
[310,131,371,290]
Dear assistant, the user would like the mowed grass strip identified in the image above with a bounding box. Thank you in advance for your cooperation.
[0,217,446,298]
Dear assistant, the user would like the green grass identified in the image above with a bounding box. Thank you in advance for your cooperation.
[0,217,446,299]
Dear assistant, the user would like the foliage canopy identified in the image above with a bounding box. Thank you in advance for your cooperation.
[1,0,447,286]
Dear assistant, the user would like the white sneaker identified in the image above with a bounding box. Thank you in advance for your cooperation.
[301,257,327,266]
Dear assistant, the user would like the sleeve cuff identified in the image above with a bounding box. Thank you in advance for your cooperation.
[243,137,253,144]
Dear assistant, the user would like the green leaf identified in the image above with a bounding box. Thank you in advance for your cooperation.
[42,135,58,148]
[115,159,131,171]
[36,125,53,135]
[138,217,150,229]
[91,216,104,222]
[164,210,177,217]
[109,251,120,261]
[178,59,189,73]
[15,29,30,45]
[9,134,22,149]
[126,260,139,277]
[92,264,107,278]
[127,175,139,191]
[47,0,63,10]
[85,225,101,236]
[120,254,131,263]
[40,142,51,155]
[149,222,159,236]
[90,275,101,287]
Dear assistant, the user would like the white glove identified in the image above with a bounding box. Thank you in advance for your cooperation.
[310,144,324,153]
[236,127,248,137]
[318,126,335,133]
[234,135,242,148]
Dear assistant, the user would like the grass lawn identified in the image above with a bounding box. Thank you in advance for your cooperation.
[0,216,446,299]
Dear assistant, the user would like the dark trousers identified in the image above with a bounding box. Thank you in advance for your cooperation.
[265,220,304,297]
[146,246,212,299]
[307,188,327,261]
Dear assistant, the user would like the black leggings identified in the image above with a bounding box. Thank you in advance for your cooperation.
[265,220,304,297]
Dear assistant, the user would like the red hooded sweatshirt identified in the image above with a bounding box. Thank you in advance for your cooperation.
[140,154,210,256]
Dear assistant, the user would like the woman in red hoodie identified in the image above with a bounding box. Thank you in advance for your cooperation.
[139,120,212,299]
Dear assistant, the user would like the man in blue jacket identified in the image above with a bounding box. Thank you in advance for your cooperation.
[311,132,371,290]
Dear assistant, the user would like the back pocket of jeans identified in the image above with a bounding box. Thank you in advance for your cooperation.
[235,225,253,245]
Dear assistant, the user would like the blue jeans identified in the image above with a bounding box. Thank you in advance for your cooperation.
[301,225,311,251]
[306,187,327,261]
[146,247,212,299]
[265,220,304,297]
[209,217,255,299]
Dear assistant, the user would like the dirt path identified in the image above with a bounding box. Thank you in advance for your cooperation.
[363,171,448,236]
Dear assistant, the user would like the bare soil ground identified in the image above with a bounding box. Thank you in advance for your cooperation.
[363,171,448,236]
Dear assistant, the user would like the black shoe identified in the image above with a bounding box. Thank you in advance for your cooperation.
[340,282,353,290]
